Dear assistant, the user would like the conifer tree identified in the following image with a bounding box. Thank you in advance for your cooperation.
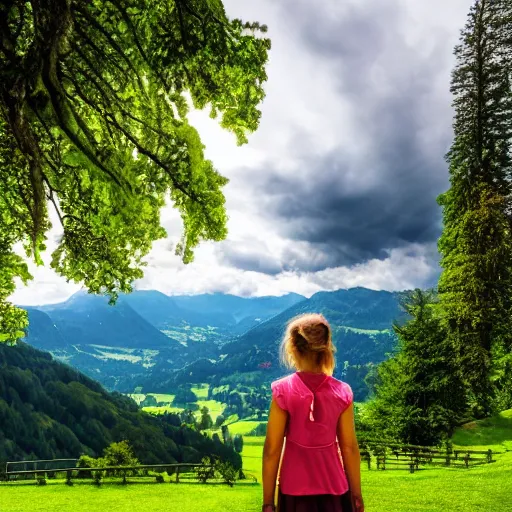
[437,0,512,415]
[365,290,467,445]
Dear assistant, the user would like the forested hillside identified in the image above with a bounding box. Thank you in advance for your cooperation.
[0,342,240,468]
[19,288,407,400]
[135,288,406,401]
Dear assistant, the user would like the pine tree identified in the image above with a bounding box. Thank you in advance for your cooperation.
[437,0,512,416]
[365,290,467,446]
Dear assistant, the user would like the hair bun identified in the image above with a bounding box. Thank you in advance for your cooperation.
[280,313,336,375]
[299,323,329,351]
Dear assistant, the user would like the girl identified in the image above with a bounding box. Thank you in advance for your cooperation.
[262,313,364,512]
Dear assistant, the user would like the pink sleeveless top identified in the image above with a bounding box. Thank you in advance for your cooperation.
[271,372,353,496]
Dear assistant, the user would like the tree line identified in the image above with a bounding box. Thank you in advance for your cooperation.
[364,0,512,446]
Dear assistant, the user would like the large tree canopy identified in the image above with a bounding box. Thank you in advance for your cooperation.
[0,0,270,342]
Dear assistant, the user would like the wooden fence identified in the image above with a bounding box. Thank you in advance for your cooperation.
[358,440,494,473]
[4,463,215,484]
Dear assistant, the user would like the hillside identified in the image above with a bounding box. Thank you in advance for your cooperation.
[137,288,406,400]
[0,342,240,468]
[39,291,179,349]
[170,292,306,334]
[20,291,306,390]
[210,288,404,396]
[451,409,512,451]
[20,288,406,399]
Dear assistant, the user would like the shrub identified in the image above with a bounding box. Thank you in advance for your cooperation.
[155,474,165,483]
[215,415,226,428]
[215,460,237,487]
[233,434,244,453]
[196,457,215,484]
[92,470,103,486]
[103,440,139,467]
[36,477,47,486]
[77,455,97,478]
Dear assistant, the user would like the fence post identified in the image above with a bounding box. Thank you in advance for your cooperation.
[487,449,492,463]
[367,455,371,470]
[66,470,72,486]
[409,463,414,474]
[176,465,180,483]
[464,453,470,468]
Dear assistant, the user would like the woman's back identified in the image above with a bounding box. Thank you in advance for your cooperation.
[272,372,353,447]
[262,313,364,512]
[272,371,353,496]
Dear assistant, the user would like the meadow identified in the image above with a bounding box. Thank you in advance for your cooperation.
[1,410,511,512]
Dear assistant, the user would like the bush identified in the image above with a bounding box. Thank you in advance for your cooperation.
[103,440,139,467]
[92,470,103,486]
[155,474,165,483]
[215,460,237,487]
[233,434,244,453]
[215,415,226,428]
[196,457,215,484]
[36,477,47,486]
[77,455,97,478]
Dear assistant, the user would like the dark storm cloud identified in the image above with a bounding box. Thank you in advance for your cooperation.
[216,241,284,275]
[247,0,456,269]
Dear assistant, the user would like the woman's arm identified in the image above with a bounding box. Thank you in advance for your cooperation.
[337,403,364,512]
[262,398,288,508]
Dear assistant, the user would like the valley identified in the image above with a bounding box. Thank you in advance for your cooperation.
[19,287,406,403]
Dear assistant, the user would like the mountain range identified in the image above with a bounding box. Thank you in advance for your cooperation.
[19,287,407,400]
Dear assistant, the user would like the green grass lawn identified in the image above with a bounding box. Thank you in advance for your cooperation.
[141,384,225,422]
[452,408,512,452]
[147,393,175,404]
[227,421,264,436]
[191,385,209,399]
[2,410,511,511]
[0,481,262,512]
[1,452,510,512]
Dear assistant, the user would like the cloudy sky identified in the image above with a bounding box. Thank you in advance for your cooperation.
[11,0,472,305]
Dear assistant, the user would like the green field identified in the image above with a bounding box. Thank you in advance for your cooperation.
[227,421,263,436]
[1,411,511,511]
[139,385,224,421]
[142,399,225,421]
[451,409,512,452]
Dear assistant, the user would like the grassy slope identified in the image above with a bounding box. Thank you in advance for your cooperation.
[451,409,512,452]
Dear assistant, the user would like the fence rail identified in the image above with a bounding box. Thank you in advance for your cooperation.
[357,441,495,473]
[5,459,78,474]
[4,463,215,484]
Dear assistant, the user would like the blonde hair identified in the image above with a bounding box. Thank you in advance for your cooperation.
[280,313,336,375]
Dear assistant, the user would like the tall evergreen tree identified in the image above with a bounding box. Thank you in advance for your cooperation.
[364,290,467,446]
[437,0,512,415]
